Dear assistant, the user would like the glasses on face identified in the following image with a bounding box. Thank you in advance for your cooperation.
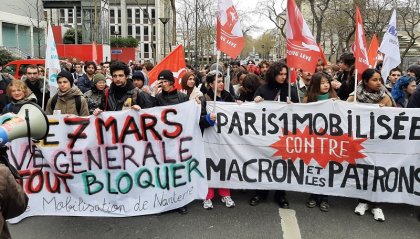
[112,74,126,78]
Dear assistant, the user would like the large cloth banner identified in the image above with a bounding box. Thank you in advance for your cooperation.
[9,101,207,222]
[204,100,420,206]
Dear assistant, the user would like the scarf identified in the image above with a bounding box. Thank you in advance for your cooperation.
[355,82,387,104]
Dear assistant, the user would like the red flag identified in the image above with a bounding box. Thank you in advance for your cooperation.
[367,33,379,68]
[354,6,369,76]
[318,44,328,66]
[148,45,186,90]
[286,0,320,81]
[217,0,244,59]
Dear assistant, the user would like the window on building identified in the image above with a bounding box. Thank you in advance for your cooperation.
[68,9,73,23]
[144,26,149,36]
[135,9,140,24]
[144,43,149,52]
[59,9,65,24]
[128,25,132,36]
[110,9,114,17]
[127,9,132,18]
[118,9,121,20]
[135,26,141,36]
[151,9,155,20]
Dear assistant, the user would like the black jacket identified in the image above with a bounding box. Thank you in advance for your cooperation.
[254,82,299,103]
[77,74,93,93]
[152,89,189,106]
[0,76,11,112]
[102,81,153,111]
[407,87,420,108]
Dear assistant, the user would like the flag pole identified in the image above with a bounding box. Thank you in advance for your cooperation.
[42,21,49,110]
[353,69,358,103]
[287,67,292,103]
[213,50,221,113]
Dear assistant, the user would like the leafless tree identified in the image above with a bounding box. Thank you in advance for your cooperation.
[20,0,45,58]
[255,0,287,39]
[308,0,331,43]
[399,0,420,59]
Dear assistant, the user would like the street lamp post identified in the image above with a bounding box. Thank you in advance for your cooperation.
[159,17,170,57]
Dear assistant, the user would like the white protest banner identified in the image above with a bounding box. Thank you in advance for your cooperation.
[8,101,207,222]
[204,100,420,206]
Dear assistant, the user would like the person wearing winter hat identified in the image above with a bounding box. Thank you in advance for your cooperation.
[151,69,188,107]
[151,69,189,215]
[45,70,89,116]
[84,73,107,114]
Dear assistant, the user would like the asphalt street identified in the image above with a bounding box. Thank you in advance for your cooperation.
[9,190,420,239]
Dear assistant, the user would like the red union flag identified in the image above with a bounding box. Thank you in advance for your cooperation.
[354,6,369,76]
[367,33,379,68]
[148,45,186,89]
[217,0,244,59]
[286,0,320,77]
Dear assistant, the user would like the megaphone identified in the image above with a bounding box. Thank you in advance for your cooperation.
[0,103,49,146]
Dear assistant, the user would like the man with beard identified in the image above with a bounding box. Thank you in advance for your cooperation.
[93,61,152,114]
[77,61,96,93]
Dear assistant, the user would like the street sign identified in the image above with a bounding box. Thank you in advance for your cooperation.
[112,49,122,54]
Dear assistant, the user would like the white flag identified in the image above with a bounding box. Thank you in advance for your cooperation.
[45,23,61,96]
[379,9,400,80]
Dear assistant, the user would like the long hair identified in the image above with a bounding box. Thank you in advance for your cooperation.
[265,62,289,86]
[181,72,196,96]
[305,72,337,102]
[7,80,30,100]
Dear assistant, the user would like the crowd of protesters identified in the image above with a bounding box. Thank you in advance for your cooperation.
[1,54,420,222]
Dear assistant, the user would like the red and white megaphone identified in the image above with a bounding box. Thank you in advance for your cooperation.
[0,103,49,145]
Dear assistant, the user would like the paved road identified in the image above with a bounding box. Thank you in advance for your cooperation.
[9,191,420,239]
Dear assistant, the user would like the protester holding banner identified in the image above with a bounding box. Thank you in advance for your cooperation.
[46,70,89,116]
[200,70,236,209]
[348,68,395,221]
[2,80,37,114]
[151,70,189,107]
[93,61,152,115]
[238,73,261,102]
[391,76,417,108]
[347,69,395,107]
[150,69,190,214]
[181,72,203,101]
[250,62,299,208]
[302,72,338,212]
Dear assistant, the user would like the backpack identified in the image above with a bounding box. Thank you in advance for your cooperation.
[51,94,82,115]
